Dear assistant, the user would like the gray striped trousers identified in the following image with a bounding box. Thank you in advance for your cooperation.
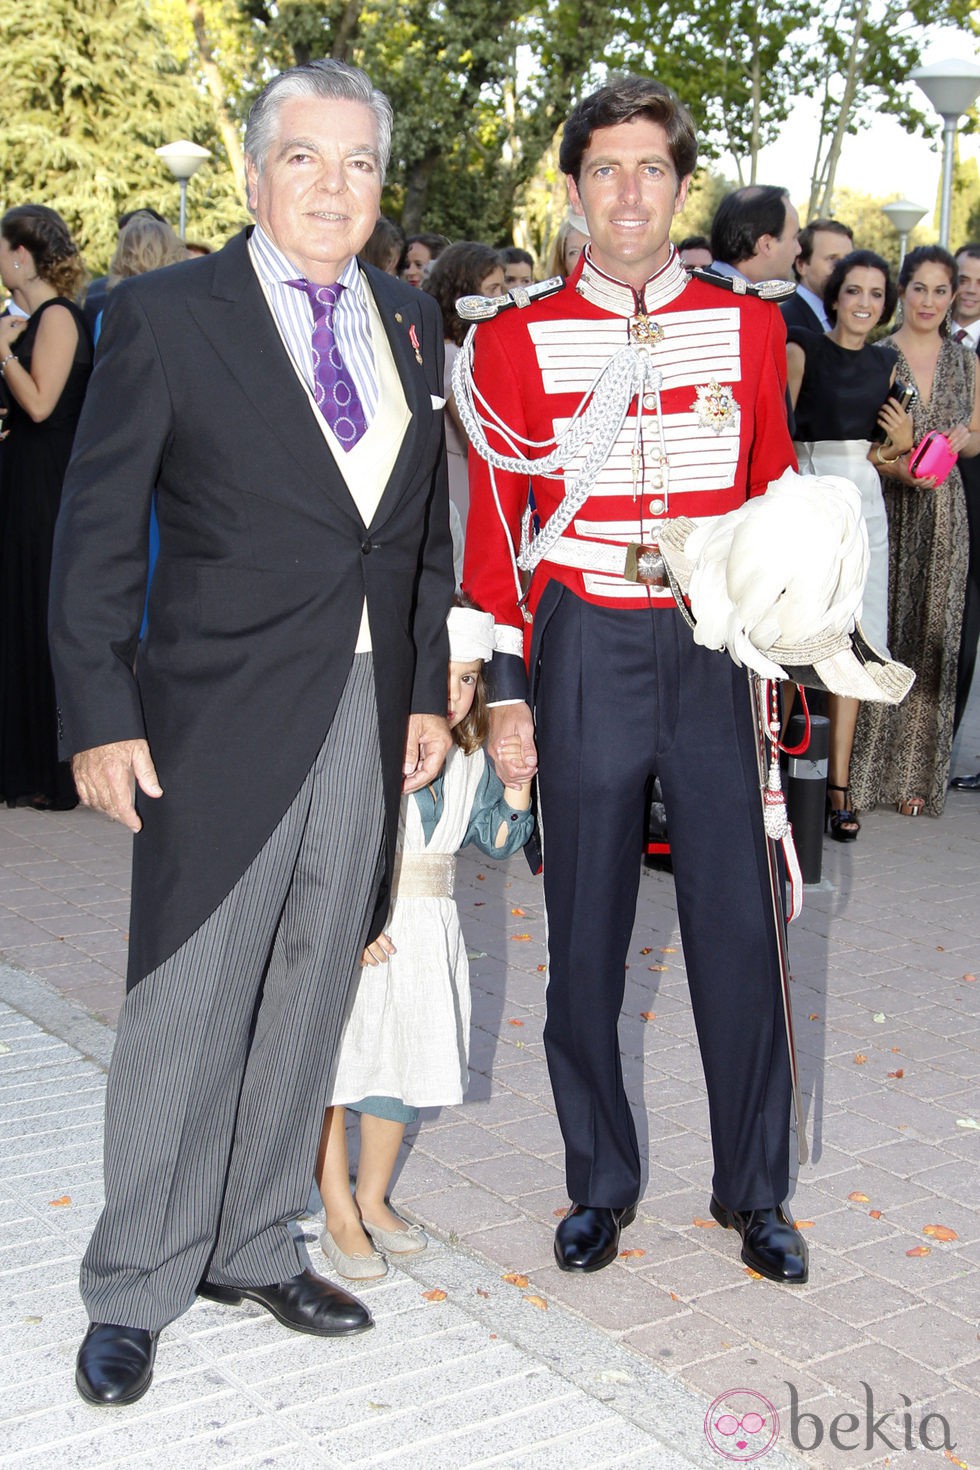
[79,655,385,1331]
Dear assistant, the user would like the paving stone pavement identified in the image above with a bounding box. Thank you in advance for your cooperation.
[1,689,977,1469]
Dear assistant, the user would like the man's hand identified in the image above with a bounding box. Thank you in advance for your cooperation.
[402,712,452,793]
[488,702,537,788]
[71,739,163,832]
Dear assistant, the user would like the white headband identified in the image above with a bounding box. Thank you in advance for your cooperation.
[448,607,494,663]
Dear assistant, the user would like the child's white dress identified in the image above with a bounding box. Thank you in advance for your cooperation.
[327,744,533,1107]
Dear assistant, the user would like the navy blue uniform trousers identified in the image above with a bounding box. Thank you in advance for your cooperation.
[533,585,792,1212]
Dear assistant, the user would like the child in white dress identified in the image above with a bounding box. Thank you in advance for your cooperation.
[315,605,534,1280]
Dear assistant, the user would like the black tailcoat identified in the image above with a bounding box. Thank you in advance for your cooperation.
[50,229,453,986]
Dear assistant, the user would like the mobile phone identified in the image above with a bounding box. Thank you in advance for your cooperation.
[871,380,915,442]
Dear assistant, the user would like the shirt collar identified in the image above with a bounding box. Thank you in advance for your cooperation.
[248,223,363,297]
[574,244,689,317]
[796,283,828,324]
[952,317,980,347]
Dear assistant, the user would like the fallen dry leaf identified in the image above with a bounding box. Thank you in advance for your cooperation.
[48,1196,71,1208]
[640,947,652,955]
[887,1068,905,1079]
[744,1266,763,1279]
[906,1245,931,1258]
[944,1450,968,1468]
[640,1011,657,1021]
[693,1217,718,1228]
[869,1209,882,1220]
[848,1191,870,1203]
[476,1287,490,1298]
[476,873,485,880]
[661,946,678,953]
[873,1012,886,1023]
[509,933,532,941]
[553,1207,568,1219]
[669,1291,680,1301]
[422,1288,447,1302]
[891,1046,901,1053]
[922,1224,958,1242]
[537,964,547,972]
[853,1053,867,1064]
[794,1220,814,1230]
[502,1272,529,1288]
[511,907,526,916]
[963,973,976,983]
[956,1117,979,1129]
[648,964,668,972]
[619,1248,646,1258]
[473,900,485,907]
[808,1013,820,1021]
[507,1017,525,1027]
[524,1294,547,1310]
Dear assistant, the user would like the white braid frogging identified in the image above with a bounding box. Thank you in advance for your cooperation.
[451,327,669,591]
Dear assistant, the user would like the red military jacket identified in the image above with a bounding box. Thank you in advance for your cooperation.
[462,248,795,693]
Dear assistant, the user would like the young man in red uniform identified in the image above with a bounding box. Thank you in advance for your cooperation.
[462,76,809,1283]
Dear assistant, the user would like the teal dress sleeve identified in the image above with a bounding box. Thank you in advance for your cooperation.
[463,753,534,858]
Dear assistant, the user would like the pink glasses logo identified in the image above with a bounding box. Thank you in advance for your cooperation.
[704,1389,781,1460]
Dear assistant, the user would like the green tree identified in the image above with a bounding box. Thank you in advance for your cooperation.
[0,0,247,271]
[804,0,976,218]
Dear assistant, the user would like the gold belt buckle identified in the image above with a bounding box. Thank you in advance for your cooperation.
[624,542,667,587]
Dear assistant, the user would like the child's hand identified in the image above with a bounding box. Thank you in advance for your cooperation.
[361,932,395,966]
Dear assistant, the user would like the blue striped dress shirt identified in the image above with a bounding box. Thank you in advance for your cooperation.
[247,224,380,424]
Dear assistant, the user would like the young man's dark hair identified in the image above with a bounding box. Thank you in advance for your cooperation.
[117,207,167,231]
[793,218,853,282]
[677,234,710,253]
[500,246,534,269]
[955,241,980,261]
[710,185,790,266]
[559,75,697,182]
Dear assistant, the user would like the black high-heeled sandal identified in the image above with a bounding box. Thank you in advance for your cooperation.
[825,785,860,842]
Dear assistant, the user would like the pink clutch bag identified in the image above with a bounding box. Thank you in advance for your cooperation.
[908,430,957,485]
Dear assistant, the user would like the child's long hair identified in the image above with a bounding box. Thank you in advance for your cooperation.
[451,593,490,755]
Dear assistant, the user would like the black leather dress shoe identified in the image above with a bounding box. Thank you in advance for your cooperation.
[197,1268,373,1336]
[950,771,980,790]
[75,1322,158,1405]
[554,1202,637,1273]
[709,1195,809,1284]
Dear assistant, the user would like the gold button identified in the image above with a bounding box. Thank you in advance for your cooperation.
[649,498,665,515]
[395,312,403,322]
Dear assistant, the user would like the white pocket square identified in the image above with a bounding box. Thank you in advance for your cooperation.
[430,394,447,409]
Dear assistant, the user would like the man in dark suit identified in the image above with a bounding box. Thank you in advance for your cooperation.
[780,218,854,334]
[49,59,454,1406]
[951,242,980,784]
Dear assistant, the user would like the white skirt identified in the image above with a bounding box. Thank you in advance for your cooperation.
[794,438,890,656]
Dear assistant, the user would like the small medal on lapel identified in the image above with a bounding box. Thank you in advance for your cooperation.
[408,323,423,365]
[692,379,739,432]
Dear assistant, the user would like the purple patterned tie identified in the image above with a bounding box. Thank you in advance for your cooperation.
[287,278,367,448]
[953,328,969,344]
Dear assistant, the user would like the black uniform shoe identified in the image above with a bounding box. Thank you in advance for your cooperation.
[554,1203,637,1273]
[709,1195,809,1283]
[950,771,980,790]
[197,1268,373,1336]
[75,1323,158,1406]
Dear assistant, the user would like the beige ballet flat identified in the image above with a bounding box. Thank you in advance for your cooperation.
[362,1214,428,1256]
[319,1227,388,1281]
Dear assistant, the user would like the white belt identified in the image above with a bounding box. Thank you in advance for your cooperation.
[542,536,631,576]
[393,851,456,899]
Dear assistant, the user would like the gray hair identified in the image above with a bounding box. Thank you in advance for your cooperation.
[244,59,393,181]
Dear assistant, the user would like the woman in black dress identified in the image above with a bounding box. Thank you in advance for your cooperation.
[785,250,912,840]
[0,205,92,809]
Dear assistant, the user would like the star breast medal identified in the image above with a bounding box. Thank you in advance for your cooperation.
[692,379,739,432]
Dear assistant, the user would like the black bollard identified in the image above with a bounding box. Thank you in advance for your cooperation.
[785,711,829,885]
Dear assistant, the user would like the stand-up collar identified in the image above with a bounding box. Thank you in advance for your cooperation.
[574,245,690,318]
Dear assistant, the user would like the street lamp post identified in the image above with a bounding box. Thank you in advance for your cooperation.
[881,199,928,264]
[155,140,212,239]
[910,58,980,249]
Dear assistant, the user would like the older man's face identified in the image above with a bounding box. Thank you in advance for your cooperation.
[246,95,382,284]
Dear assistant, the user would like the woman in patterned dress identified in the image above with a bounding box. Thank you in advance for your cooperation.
[851,246,980,816]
